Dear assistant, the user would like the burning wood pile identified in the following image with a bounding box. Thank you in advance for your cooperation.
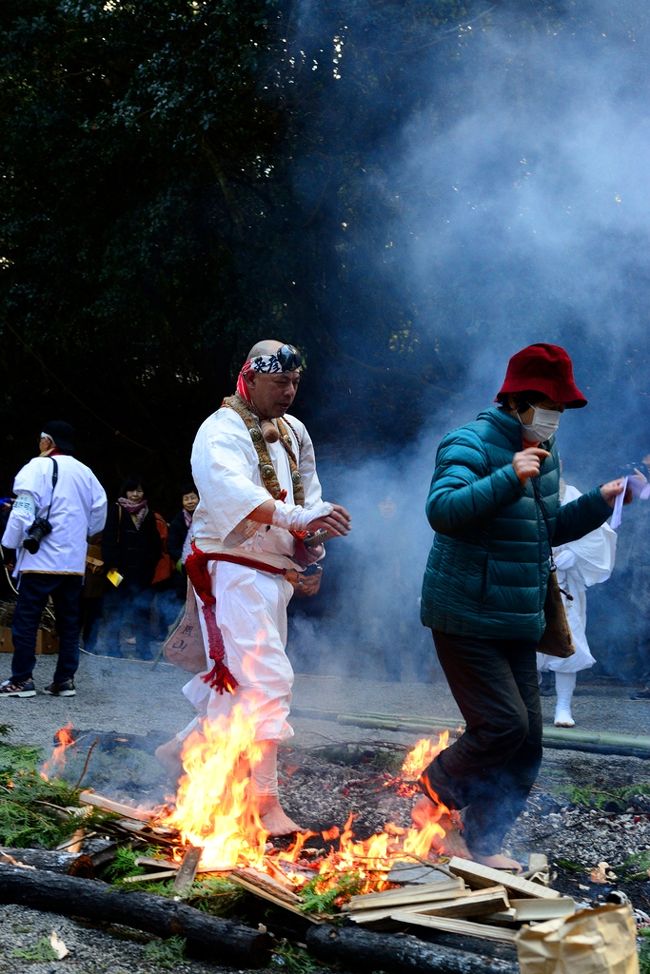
[0,710,641,972]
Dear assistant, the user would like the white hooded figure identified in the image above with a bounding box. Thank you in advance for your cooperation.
[537,482,617,727]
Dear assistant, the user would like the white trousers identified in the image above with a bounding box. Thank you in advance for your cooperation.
[181,561,295,742]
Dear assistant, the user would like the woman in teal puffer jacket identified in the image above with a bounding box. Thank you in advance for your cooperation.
[417,344,629,871]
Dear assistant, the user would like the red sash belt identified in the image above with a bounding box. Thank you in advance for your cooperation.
[184,543,286,695]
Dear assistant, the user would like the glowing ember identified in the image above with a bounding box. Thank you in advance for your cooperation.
[40,723,75,781]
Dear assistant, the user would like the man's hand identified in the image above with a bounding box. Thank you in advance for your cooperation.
[306,503,351,538]
[600,478,632,508]
[301,543,325,564]
[293,571,322,596]
[512,447,551,484]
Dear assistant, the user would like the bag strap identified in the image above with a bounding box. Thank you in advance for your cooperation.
[531,479,556,572]
[532,479,573,600]
[43,458,58,521]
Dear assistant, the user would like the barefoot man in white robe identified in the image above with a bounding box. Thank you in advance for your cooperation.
[157,340,351,835]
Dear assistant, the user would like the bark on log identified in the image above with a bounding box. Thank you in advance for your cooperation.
[0,864,270,967]
[0,848,95,877]
[306,923,519,974]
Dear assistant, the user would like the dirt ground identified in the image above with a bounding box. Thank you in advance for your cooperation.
[0,649,649,973]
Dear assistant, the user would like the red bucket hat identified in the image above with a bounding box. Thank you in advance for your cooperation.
[496,343,587,409]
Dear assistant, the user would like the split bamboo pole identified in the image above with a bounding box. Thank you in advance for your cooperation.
[291,708,650,758]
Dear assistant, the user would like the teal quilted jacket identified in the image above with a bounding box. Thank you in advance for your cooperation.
[420,406,611,641]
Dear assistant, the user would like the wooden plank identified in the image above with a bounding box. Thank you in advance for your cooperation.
[228,869,324,924]
[509,896,576,921]
[349,906,411,925]
[387,861,457,886]
[413,885,510,919]
[448,856,561,899]
[122,870,178,884]
[79,791,157,823]
[349,890,507,926]
[230,867,301,905]
[173,846,202,895]
[112,819,150,835]
[345,876,465,912]
[390,910,519,943]
[135,856,179,871]
[482,908,519,927]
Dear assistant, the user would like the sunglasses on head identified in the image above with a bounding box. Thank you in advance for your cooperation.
[276,344,303,372]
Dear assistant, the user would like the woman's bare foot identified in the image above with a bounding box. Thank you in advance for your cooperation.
[412,795,448,830]
[155,738,184,780]
[471,851,523,873]
[257,795,302,836]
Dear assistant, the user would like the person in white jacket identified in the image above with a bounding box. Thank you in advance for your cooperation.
[537,481,617,726]
[0,421,107,698]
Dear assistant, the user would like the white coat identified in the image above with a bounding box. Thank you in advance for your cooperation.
[2,454,107,576]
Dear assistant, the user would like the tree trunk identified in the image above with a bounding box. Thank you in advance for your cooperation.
[306,923,519,974]
[0,864,270,967]
[0,848,95,877]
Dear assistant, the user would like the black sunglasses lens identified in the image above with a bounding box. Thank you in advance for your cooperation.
[278,345,302,370]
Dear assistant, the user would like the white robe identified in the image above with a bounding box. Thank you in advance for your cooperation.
[537,484,617,674]
[2,454,107,576]
[181,407,324,742]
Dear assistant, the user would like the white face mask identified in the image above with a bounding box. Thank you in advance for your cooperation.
[519,404,562,442]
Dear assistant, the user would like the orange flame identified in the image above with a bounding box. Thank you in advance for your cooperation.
[401,732,449,780]
[159,718,454,897]
[161,705,269,872]
[40,723,75,781]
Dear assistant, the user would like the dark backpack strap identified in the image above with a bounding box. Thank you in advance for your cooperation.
[44,458,58,520]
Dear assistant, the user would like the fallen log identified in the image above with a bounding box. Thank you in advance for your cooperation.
[0,848,95,877]
[306,923,519,974]
[0,863,270,967]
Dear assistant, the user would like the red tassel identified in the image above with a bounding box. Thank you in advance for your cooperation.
[185,543,239,696]
[201,661,239,695]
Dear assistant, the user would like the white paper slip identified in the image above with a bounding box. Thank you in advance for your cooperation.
[610,476,628,531]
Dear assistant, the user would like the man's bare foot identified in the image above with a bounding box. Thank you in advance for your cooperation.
[411,796,470,858]
[257,795,302,836]
[155,738,183,780]
[471,851,523,873]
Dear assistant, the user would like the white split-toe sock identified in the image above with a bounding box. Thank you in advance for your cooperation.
[554,671,576,727]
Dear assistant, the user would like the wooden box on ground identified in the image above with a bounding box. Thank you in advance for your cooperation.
[0,625,58,655]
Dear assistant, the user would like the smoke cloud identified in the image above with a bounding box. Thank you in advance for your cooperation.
[289,0,650,682]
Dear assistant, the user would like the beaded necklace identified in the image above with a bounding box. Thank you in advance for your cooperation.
[222,395,304,506]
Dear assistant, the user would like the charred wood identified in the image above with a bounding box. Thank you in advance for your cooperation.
[0,848,95,877]
[172,845,202,895]
[306,923,519,974]
[0,864,270,967]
